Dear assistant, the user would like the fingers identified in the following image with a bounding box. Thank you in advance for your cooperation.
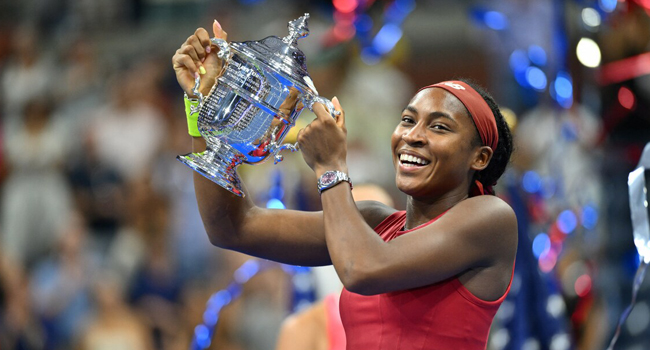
[213,20,228,40]
[192,28,211,61]
[172,51,199,78]
[332,96,345,127]
[313,102,331,123]
[313,97,345,127]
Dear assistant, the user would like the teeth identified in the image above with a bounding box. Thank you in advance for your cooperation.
[399,154,429,165]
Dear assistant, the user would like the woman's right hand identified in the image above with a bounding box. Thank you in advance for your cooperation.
[172,20,228,98]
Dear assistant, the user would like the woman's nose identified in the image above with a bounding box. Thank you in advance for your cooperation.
[402,123,427,146]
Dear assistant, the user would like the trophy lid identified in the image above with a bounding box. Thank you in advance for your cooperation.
[232,14,314,93]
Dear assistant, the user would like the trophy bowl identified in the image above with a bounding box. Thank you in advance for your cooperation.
[177,13,338,197]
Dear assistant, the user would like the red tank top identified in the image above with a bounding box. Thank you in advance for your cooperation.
[339,211,513,350]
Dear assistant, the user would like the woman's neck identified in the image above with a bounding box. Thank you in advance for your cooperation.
[404,191,468,230]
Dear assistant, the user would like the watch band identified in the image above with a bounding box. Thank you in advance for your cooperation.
[318,170,353,194]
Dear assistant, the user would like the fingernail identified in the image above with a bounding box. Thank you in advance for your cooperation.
[205,45,211,53]
[199,66,206,75]
[214,19,222,30]
[194,72,200,79]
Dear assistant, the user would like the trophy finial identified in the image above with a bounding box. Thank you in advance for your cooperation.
[283,13,310,45]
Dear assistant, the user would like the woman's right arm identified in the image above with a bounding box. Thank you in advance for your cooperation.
[173,22,333,266]
[191,137,332,266]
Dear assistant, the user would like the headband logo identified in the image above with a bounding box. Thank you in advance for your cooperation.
[442,82,465,90]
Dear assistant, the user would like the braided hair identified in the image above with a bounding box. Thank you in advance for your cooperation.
[458,79,514,192]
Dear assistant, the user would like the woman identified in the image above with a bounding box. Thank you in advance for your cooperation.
[172,21,517,349]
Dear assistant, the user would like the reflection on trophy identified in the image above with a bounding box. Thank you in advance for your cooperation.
[177,13,338,197]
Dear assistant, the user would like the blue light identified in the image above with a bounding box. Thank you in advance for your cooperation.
[266,198,285,209]
[509,50,529,72]
[581,205,598,230]
[361,46,381,65]
[561,121,578,142]
[532,233,551,258]
[522,171,542,193]
[372,23,403,55]
[355,14,374,33]
[525,67,547,91]
[207,291,229,309]
[599,0,617,12]
[234,260,260,283]
[554,72,573,99]
[203,310,218,327]
[268,187,284,200]
[484,11,508,30]
[552,72,574,108]
[195,325,211,348]
[394,0,416,14]
[557,210,578,234]
[528,45,547,66]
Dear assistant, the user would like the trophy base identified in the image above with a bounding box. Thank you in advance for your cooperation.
[177,147,245,197]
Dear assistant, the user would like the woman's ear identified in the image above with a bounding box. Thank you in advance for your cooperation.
[470,146,493,172]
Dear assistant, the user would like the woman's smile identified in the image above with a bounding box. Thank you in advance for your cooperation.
[398,151,431,170]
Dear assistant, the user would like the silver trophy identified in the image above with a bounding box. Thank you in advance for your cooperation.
[177,13,338,197]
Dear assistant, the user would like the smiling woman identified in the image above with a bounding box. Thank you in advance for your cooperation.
[172,22,517,350]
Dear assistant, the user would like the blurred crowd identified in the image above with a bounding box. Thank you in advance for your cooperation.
[0,0,649,350]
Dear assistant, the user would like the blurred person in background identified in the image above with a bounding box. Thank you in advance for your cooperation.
[0,251,46,350]
[29,212,98,350]
[1,97,73,270]
[86,64,166,184]
[79,272,154,350]
[0,24,55,129]
[173,21,517,349]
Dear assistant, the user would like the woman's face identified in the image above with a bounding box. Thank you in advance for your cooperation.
[391,88,482,199]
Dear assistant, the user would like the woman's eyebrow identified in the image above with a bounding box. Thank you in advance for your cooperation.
[403,105,418,114]
[403,106,457,123]
[429,111,457,124]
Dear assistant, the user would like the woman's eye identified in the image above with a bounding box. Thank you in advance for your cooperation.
[431,124,449,131]
[401,116,415,124]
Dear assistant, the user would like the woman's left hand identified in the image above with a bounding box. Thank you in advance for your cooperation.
[297,97,348,176]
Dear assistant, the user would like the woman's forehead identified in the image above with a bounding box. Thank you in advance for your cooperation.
[408,88,468,117]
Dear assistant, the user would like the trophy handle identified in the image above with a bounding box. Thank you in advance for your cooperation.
[273,142,300,164]
[303,95,341,118]
[191,38,232,105]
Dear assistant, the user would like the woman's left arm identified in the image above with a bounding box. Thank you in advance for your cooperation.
[298,100,517,296]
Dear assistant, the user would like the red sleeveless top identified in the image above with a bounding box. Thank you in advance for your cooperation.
[339,211,513,350]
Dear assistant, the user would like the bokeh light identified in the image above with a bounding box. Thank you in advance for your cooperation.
[372,23,403,55]
[539,250,558,273]
[485,11,509,30]
[581,8,601,28]
[528,45,547,66]
[522,171,542,193]
[618,86,636,110]
[333,0,358,13]
[574,274,592,297]
[266,198,286,209]
[557,210,578,234]
[533,233,551,258]
[581,205,598,230]
[599,0,617,13]
[576,37,602,68]
[525,67,547,91]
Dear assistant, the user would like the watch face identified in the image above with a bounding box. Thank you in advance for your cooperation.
[321,171,337,186]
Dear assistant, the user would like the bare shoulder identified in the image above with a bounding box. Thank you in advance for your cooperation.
[357,200,398,229]
[438,196,517,253]
[451,195,516,225]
